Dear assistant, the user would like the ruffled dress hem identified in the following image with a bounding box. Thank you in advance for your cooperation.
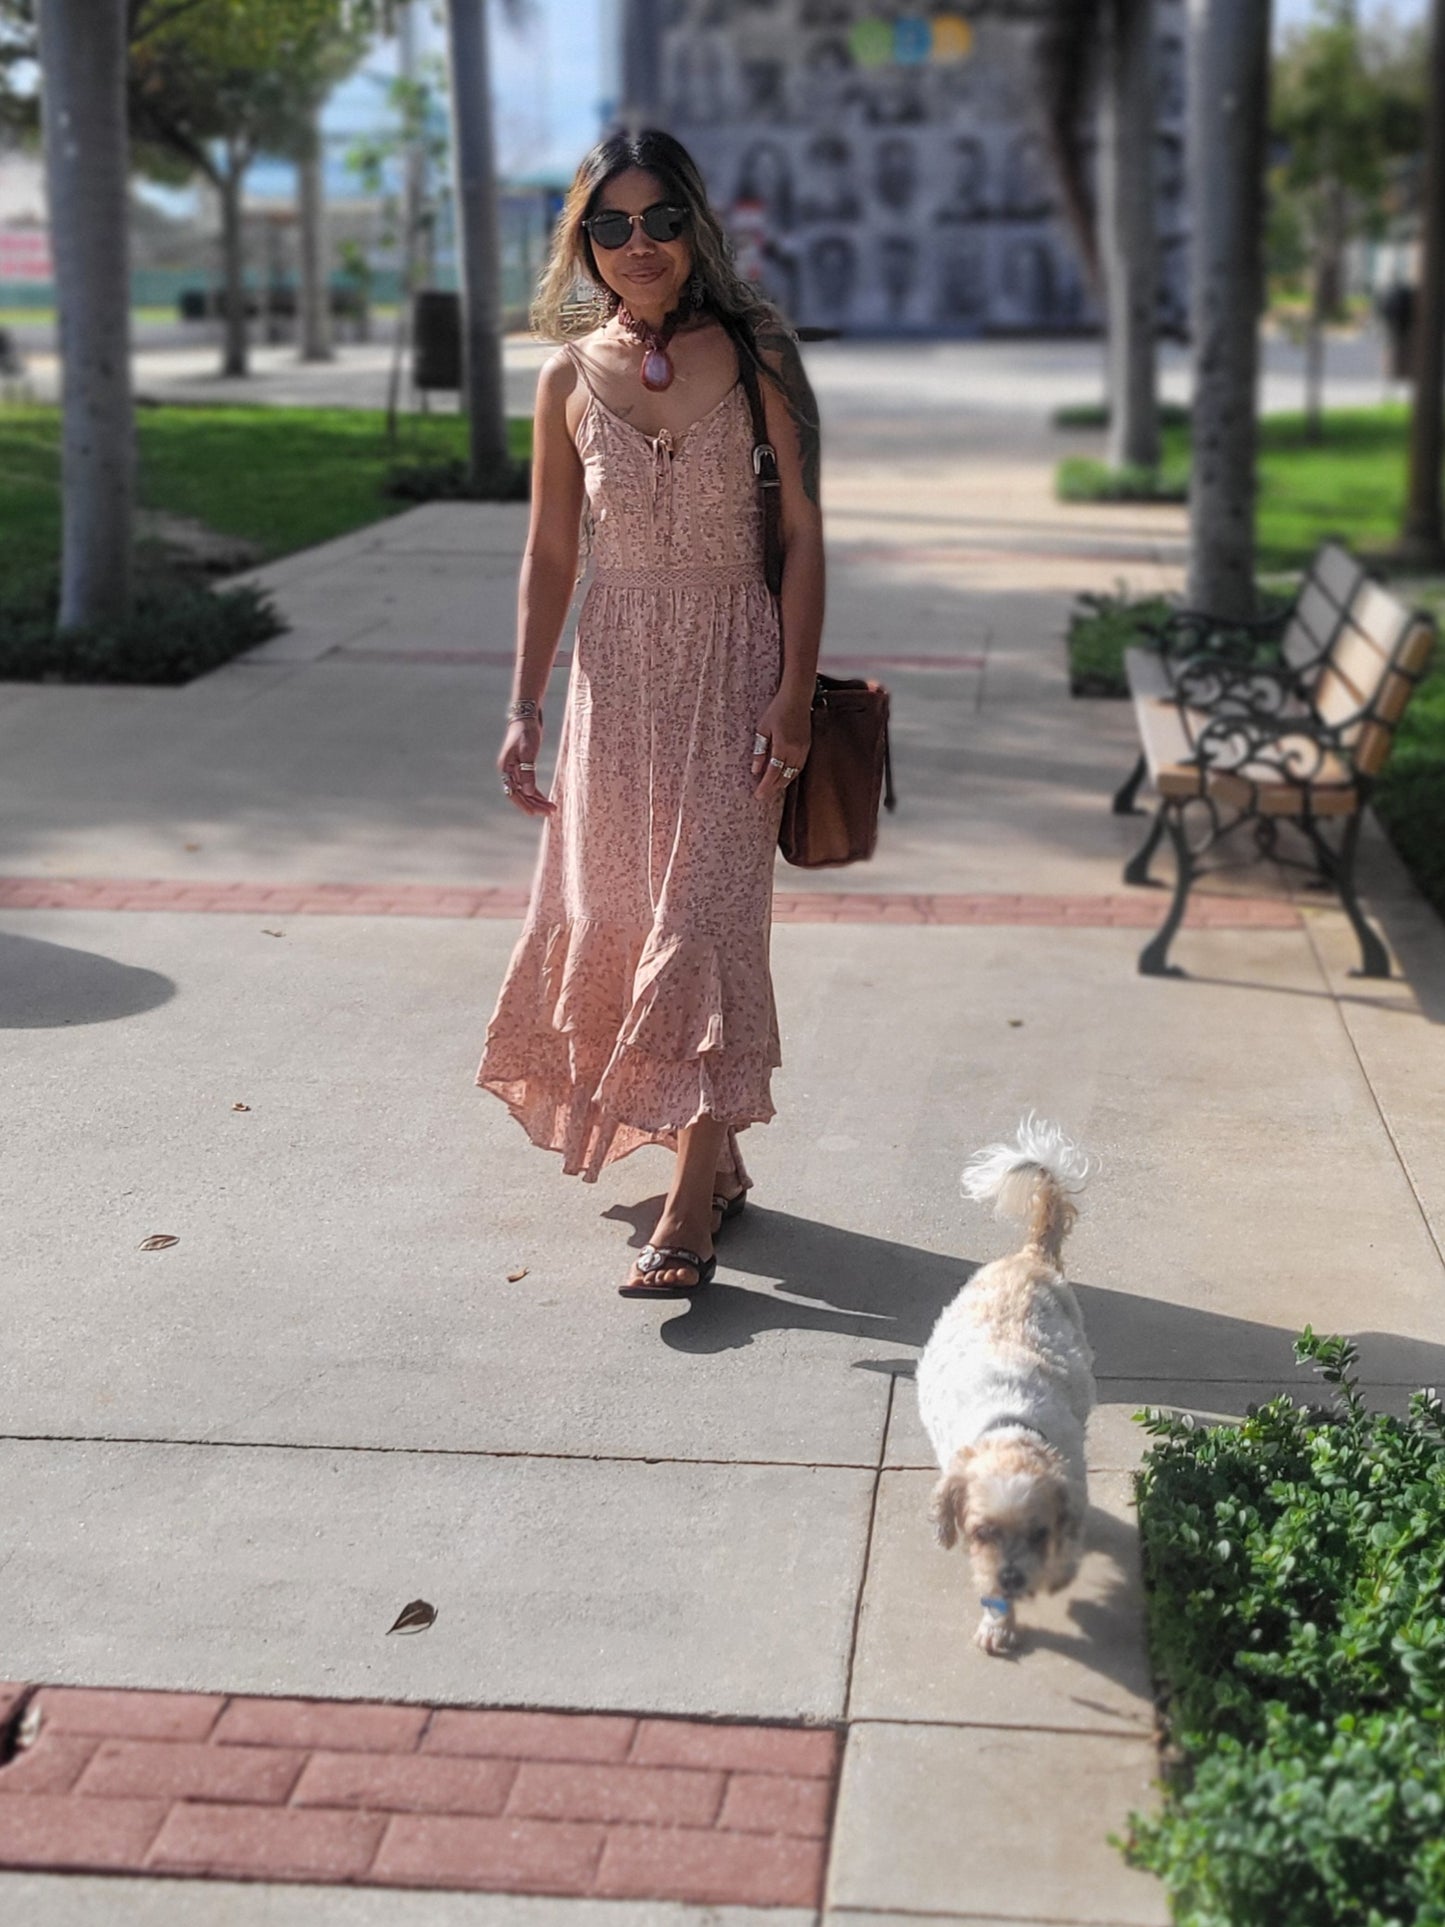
[477,915,778,1185]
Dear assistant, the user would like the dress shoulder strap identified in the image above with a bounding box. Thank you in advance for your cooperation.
[561,342,606,401]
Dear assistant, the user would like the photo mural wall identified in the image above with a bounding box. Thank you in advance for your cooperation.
[647,0,1189,338]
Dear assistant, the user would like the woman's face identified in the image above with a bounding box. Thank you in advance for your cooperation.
[588,167,695,317]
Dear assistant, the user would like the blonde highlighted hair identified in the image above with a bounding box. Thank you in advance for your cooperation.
[532,127,783,346]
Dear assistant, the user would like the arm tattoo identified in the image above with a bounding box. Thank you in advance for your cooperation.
[757,326,822,506]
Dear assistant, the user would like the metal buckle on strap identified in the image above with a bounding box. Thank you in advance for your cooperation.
[752,442,780,484]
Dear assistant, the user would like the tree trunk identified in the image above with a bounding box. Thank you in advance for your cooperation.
[298,106,333,362]
[37,0,133,631]
[400,0,429,290]
[1185,0,1272,619]
[620,0,664,122]
[388,0,425,434]
[1401,0,1445,562]
[1304,248,1327,443]
[1100,0,1160,472]
[445,0,511,484]
[219,155,249,378]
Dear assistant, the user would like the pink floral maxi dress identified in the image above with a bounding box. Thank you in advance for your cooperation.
[476,349,784,1185]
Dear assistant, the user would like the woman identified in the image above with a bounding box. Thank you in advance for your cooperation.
[477,129,825,1299]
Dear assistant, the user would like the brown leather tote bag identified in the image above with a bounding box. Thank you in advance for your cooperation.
[778,673,895,867]
[731,324,897,869]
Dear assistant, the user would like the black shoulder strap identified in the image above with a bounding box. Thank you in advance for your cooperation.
[723,316,784,599]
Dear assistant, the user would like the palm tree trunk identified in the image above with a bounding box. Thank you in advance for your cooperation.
[1185,0,1272,620]
[219,154,250,378]
[298,106,334,363]
[1304,248,1327,443]
[445,0,511,485]
[37,0,133,630]
[1401,0,1445,562]
[1100,0,1160,472]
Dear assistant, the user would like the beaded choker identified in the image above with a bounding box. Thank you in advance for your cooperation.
[615,292,698,392]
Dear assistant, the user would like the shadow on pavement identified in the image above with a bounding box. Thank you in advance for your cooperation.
[1025,1504,1144,1691]
[607,1200,1445,1409]
[0,930,175,1029]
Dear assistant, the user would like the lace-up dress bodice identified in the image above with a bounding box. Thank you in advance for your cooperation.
[477,346,784,1183]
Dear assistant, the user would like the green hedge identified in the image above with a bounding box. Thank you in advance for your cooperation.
[0,567,283,684]
[1056,457,1189,504]
[1125,1332,1445,1927]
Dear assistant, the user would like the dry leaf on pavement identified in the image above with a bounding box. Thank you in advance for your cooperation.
[261,929,284,938]
[231,1103,251,1112]
[507,1267,529,1282]
[387,1599,437,1635]
[139,1235,179,1251]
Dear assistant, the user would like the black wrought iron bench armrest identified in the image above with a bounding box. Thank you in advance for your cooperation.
[1170,652,1309,716]
[1143,604,1290,663]
[1185,708,1356,785]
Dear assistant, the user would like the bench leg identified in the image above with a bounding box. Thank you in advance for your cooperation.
[1123,805,1166,886]
[1331,813,1391,979]
[1112,752,1148,816]
[1138,807,1193,977]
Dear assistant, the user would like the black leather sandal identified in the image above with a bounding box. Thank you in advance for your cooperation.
[618,1243,718,1298]
[712,1190,748,1235]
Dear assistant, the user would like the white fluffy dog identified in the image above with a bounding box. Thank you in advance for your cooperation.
[916,1117,1095,1656]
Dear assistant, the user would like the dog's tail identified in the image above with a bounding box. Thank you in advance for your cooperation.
[961,1114,1091,1264]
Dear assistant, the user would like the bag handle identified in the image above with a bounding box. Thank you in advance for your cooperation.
[721,314,784,598]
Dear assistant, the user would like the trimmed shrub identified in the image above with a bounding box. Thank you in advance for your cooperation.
[1067,586,1176,697]
[1125,1331,1445,1927]
[1056,456,1190,504]
[1052,400,1192,431]
[0,569,284,684]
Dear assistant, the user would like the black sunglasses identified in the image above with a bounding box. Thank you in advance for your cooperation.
[585,202,689,250]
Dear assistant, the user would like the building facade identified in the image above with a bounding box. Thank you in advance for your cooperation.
[623,0,1188,338]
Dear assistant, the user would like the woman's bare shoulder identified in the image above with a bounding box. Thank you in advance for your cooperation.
[536,344,581,400]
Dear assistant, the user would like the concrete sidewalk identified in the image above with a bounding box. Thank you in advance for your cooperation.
[2,342,1444,1925]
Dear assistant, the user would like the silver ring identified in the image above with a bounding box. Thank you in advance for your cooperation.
[753,733,769,756]
[517,762,536,771]
[782,765,800,781]
[768,756,785,770]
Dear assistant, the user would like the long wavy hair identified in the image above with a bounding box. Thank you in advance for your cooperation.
[532,128,782,345]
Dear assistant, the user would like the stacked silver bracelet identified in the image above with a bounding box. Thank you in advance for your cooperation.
[507,698,541,725]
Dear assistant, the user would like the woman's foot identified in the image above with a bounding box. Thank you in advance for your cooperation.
[620,1208,716,1295]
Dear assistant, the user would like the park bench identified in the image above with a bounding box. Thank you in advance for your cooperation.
[1112,546,1436,978]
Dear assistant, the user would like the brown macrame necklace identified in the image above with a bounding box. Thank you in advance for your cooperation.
[615,289,697,392]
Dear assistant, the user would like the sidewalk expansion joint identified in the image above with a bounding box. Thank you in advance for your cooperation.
[841,1374,894,1725]
[1300,913,1445,1275]
[0,1431,877,1474]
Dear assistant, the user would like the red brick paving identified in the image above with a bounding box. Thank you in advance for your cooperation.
[0,1685,840,1906]
[0,874,1301,929]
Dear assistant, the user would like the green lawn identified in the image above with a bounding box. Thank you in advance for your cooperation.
[1153,403,1414,571]
[0,306,179,328]
[0,402,533,599]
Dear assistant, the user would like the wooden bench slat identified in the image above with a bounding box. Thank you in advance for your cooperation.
[1315,540,1366,606]
[1284,578,1344,673]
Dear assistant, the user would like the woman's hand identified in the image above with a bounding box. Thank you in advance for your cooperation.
[752,687,812,802]
[498,716,555,817]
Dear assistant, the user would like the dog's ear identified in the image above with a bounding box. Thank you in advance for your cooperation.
[929,1450,971,1551]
